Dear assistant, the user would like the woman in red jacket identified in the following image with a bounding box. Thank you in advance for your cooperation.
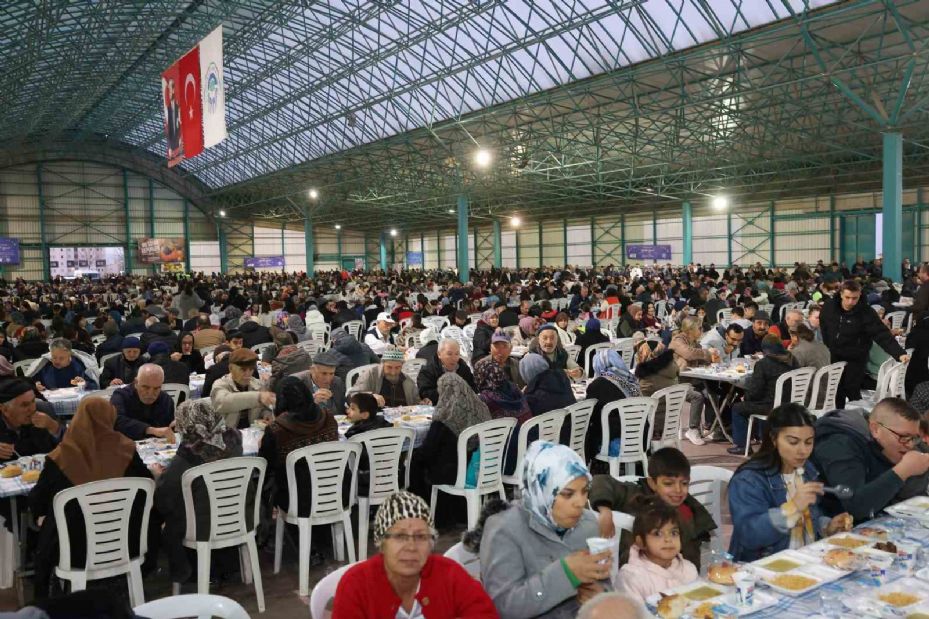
[332,491,498,618]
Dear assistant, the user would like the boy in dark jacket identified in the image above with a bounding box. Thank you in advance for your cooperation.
[589,447,716,570]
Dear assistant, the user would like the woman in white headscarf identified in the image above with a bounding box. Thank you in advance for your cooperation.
[480,441,613,618]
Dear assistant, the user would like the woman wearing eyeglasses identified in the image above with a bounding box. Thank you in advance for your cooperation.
[332,491,498,618]
[728,403,853,562]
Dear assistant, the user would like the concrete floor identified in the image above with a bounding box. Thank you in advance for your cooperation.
[0,438,742,617]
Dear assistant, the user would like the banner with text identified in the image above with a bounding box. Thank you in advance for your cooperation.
[244,255,285,269]
[626,244,672,261]
[0,238,21,265]
[138,238,186,264]
[406,251,424,266]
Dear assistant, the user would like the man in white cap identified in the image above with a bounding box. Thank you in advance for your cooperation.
[354,345,420,406]
[365,311,398,356]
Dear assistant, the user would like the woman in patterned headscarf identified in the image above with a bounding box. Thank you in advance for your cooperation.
[471,308,500,364]
[154,398,243,583]
[409,373,490,512]
[585,349,642,464]
[480,441,612,618]
[474,355,532,476]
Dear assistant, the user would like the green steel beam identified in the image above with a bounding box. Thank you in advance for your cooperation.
[457,195,469,281]
[379,232,387,271]
[36,164,49,280]
[883,132,903,282]
[829,195,836,263]
[217,220,228,273]
[183,199,191,273]
[682,201,692,265]
[147,178,156,274]
[727,210,733,266]
[123,168,133,274]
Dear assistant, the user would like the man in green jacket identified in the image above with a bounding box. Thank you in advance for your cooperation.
[589,448,717,570]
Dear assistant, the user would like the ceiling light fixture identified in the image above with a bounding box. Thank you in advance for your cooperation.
[308,188,319,200]
[390,228,398,237]
[474,148,492,168]
[712,196,729,210]
[510,215,521,227]
[218,210,226,217]
[334,224,341,230]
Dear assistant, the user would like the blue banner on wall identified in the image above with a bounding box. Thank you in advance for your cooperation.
[626,244,672,261]
[0,238,21,265]
[406,251,424,266]
[244,255,285,268]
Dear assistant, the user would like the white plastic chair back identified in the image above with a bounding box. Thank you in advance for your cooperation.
[422,316,449,331]
[760,304,774,317]
[199,345,217,357]
[181,457,266,547]
[468,313,483,325]
[134,594,250,619]
[309,563,354,619]
[345,363,379,394]
[655,300,668,319]
[773,367,816,407]
[563,344,581,364]
[284,442,360,522]
[250,342,276,358]
[296,340,321,356]
[462,324,477,341]
[651,384,690,450]
[807,361,846,415]
[348,427,415,500]
[53,478,155,606]
[886,311,906,331]
[503,409,568,489]
[886,362,908,398]
[440,325,464,341]
[444,542,481,580]
[612,510,635,533]
[584,342,612,378]
[343,321,364,341]
[565,399,596,461]
[689,465,733,553]
[399,317,412,329]
[596,397,658,476]
[875,357,900,401]
[162,383,190,408]
[611,338,634,367]
[308,324,331,350]
[91,334,107,346]
[13,359,38,377]
[402,358,426,384]
[716,308,732,326]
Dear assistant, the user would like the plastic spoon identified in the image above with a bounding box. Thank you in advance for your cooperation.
[823,485,853,500]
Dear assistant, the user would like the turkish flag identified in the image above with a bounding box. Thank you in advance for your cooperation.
[177,46,203,159]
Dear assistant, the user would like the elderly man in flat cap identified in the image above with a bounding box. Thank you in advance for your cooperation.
[293,349,347,417]
[0,377,63,463]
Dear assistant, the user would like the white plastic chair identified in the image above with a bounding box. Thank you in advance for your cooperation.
[444,541,481,580]
[52,478,155,606]
[173,458,266,612]
[689,465,733,554]
[402,358,426,383]
[468,313,483,325]
[584,342,613,378]
[348,427,415,560]
[611,338,635,367]
[309,562,354,619]
[874,357,900,401]
[886,311,906,331]
[595,397,658,477]
[565,399,596,461]
[345,363,379,394]
[807,361,847,416]
[308,324,331,351]
[650,384,690,451]
[342,320,364,341]
[502,409,568,492]
[655,300,668,320]
[134,594,250,619]
[96,352,123,369]
[565,344,581,364]
[716,308,732,326]
[430,417,516,529]
[885,361,909,398]
[274,442,360,596]
[745,366,816,456]
[162,383,190,408]
[422,315,449,332]
[91,334,107,346]
[462,323,477,342]
[13,358,37,377]
[440,325,464,341]
[250,342,276,358]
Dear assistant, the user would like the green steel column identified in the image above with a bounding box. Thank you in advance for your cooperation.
[883,132,903,282]
[472,227,478,269]
[682,201,693,265]
[148,178,156,274]
[182,199,191,273]
[36,164,50,280]
[918,188,925,264]
[652,211,658,245]
[620,213,626,266]
[562,218,568,266]
[492,219,502,268]
[537,222,543,267]
[436,230,441,268]
[379,233,388,271]
[304,204,315,275]
[515,228,521,269]
[217,221,228,273]
[390,237,396,267]
[769,201,776,267]
[457,195,469,281]
[281,223,286,262]
[122,169,133,274]
[420,233,425,269]
[829,195,836,263]
[590,217,596,268]
[726,210,733,266]
[337,228,343,267]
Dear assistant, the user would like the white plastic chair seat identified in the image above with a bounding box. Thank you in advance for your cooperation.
[430,418,516,529]
[135,594,250,619]
[173,457,266,612]
[309,563,354,619]
[444,542,481,580]
[53,478,155,606]
[274,442,361,597]
[348,427,415,560]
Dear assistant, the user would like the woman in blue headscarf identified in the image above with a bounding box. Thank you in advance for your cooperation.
[479,441,613,618]
[584,349,642,466]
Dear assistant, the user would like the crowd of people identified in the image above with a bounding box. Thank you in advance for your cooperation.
[1,257,929,616]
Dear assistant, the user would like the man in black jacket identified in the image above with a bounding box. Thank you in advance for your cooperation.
[416,338,476,405]
[812,398,929,520]
[111,363,175,441]
[820,280,908,407]
[99,336,145,388]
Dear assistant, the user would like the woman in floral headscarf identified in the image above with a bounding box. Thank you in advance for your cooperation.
[474,355,532,475]
[585,349,642,464]
[479,442,612,618]
[154,398,243,583]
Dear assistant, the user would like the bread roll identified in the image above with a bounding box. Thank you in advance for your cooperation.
[21,469,40,483]
[1,465,22,478]
[656,594,687,619]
